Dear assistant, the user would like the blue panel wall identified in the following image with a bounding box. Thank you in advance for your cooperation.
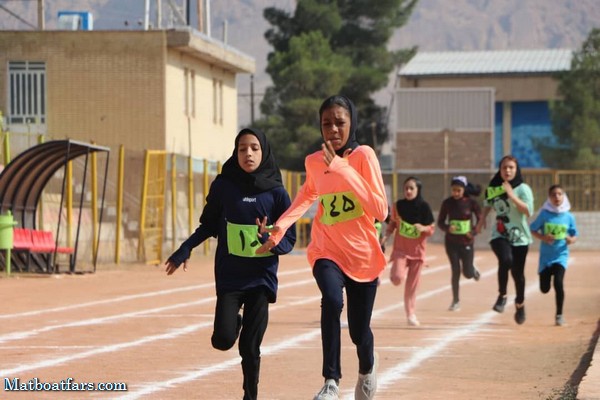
[493,101,554,168]
[494,103,503,167]
[510,102,554,168]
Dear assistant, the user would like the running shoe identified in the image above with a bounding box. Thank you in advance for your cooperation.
[555,314,565,326]
[473,268,481,281]
[314,379,339,400]
[492,295,507,313]
[514,304,526,324]
[355,352,378,400]
[407,314,420,326]
[448,301,460,311]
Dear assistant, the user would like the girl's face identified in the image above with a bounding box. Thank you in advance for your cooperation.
[549,187,564,207]
[404,180,419,201]
[451,185,465,200]
[237,133,262,173]
[320,105,351,151]
[500,159,518,181]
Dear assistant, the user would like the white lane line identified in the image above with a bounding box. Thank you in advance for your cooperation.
[0,277,316,345]
[0,257,477,397]
[116,263,491,399]
[0,323,211,377]
[340,280,541,399]
[0,254,458,345]
[0,267,309,320]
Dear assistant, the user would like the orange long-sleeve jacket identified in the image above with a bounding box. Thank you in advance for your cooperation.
[270,145,388,282]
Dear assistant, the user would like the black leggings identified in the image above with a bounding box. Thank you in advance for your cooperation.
[445,240,476,302]
[490,238,529,304]
[212,287,269,400]
[540,264,566,315]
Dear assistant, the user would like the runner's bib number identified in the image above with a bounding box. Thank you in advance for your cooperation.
[544,222,567,240]
[226,222,271,257]
[486,185,506,200]
[449,219,471,235]
[319,191,364,225]
[398,220,420,239]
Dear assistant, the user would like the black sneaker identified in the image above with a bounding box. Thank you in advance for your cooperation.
[514,305,526,325]
[473,268,481,281]
[492,295,507,313]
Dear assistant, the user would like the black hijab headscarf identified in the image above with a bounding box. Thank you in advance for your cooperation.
[218,127,283,194]
[396,176,435,225]
[486,155,524,199]
[319,95,360,157]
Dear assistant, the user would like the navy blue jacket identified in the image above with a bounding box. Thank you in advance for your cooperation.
[168,177,296,302]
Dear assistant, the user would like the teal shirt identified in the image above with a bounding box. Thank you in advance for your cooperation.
[485,183,534,246]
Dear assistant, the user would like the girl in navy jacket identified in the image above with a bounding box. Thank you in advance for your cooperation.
[165,128,296,400]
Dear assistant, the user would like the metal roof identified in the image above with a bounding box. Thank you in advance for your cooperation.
[399,49,573,76]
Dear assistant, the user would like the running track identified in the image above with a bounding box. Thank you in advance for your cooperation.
[0,244,598,399]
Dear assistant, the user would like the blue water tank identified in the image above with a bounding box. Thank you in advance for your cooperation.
[57,11,94,31]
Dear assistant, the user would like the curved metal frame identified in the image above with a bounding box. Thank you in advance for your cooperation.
[0,140,110,272]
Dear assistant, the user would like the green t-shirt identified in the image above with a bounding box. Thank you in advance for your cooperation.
[485,183,534,246]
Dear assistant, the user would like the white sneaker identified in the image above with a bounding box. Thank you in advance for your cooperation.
[313,379,339,400]
[355,352,378,400]
[407,314,420,326]
[448,301,460,311]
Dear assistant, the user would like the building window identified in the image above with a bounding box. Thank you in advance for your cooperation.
[7,61,46,124]
[184,68,195,118]
[213,78,223,125]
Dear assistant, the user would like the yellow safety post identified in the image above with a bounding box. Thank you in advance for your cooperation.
[138,150,150,261]
[296,173,302,198]
[115,145,124,264]
[171,153,177,252]
[0,111,10,165]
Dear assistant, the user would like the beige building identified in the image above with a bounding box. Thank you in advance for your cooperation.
[0,28,255,265]
[0,28,255,161]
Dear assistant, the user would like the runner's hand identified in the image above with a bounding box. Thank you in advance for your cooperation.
[322,141,352,166]
[165,259,187,275]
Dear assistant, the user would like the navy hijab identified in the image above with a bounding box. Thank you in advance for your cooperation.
[219,128,283,194]
[319,95,360,157]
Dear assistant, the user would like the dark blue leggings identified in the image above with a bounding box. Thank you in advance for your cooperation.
[313,258,378,380]
[540,263,566,315]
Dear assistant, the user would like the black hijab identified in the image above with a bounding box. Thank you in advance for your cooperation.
[396,177,435,225]
[486,155,524,199]
[219,127,283,194]
[319,95,360,157]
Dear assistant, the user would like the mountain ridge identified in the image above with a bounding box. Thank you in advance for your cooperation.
[2,0,598,124]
